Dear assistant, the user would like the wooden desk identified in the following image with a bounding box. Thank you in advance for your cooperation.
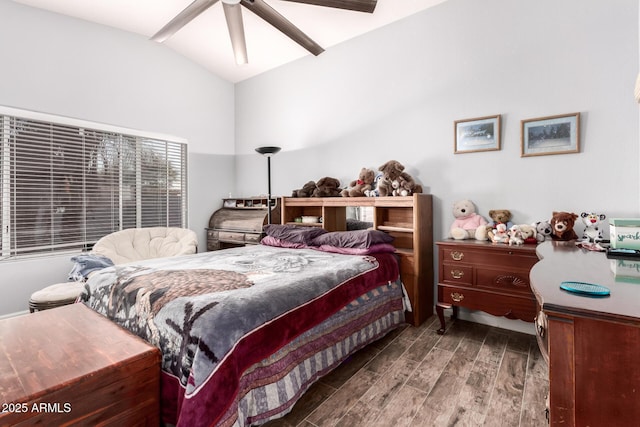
[530,241,640,426]
[0,304,160,426]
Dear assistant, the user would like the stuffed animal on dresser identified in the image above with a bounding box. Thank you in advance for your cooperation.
[534,220,552,242]
[580,212,606,243]
[550,211,579,241]
[485,209,514,241]
[491,223,510,244]
[450,199,489,240]
[508,225,525,246]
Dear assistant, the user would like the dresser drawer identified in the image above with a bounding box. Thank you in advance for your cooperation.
[218,231,246,242]
[441,263,473,285]
[441,246,538,270]
[439,284,536,322]
[475,266,532,295]
[245,233,262,244]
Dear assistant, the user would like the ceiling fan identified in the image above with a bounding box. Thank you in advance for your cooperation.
[151,0,378,65]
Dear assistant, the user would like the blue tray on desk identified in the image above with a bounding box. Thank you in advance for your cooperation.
[560,281,610,297]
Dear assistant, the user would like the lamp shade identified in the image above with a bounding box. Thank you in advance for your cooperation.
[255,146,281,157]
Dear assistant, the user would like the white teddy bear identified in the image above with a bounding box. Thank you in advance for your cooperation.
[450,199,489,240]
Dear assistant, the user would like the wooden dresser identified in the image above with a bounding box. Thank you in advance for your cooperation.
[0,304,160,426]
[280,194,433,326]
[530,241,640,426]
[436,239,538,334]
[206,197,281,251]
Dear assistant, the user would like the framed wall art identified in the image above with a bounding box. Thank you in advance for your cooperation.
[521,112,580,157]
[454,115,501,154]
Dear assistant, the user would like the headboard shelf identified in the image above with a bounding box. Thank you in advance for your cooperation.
[280,194,433,326]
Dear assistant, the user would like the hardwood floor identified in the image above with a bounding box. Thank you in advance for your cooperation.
[264,316,549,427]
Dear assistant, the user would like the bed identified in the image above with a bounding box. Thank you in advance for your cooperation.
[78,226,406,427]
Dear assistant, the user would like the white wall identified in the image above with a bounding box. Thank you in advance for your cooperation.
[234,0,639,332]
[0,0,235,315]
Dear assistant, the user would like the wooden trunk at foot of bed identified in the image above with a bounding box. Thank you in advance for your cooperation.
[0,304,160,426]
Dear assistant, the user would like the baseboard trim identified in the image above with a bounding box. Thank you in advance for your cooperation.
[0,310,29,320]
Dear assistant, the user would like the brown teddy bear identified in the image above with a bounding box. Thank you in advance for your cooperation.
[341,168,375,197]
[291,180,317,198]
[550,211,579,240]
[377,160,422,197]
[312,177,341,197]
[485,209,513,241]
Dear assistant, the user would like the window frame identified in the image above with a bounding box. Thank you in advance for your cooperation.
[0,105,188,260]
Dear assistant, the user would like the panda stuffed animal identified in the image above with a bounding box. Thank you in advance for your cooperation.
[580,212,606,243]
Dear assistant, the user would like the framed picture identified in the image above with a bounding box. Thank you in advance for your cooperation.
[454,115,501,154]
[521,112,580,157]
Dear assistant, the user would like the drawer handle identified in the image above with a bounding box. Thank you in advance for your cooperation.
[451,251,464,261]
[451,269,464,279]
[451,292,464,302]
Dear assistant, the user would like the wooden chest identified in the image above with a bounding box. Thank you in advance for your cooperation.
[0,304,160,426]
[436,239,538,334]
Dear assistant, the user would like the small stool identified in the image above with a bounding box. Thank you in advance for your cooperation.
[28,282,84,313]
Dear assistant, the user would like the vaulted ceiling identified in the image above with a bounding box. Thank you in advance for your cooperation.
[12,0,446,82]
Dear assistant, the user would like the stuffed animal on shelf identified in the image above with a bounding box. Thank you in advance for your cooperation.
[291,180,317,198]
[508,225,525,246]
[485,209,514,241]
[376,160,422,197]
[550,211,579,241]
[364,172,383,197]
[450,199,489,240]
[341,168,375,197]
[491,223,510,244]
[312,177,342,197]
[534,220,552,242]
[580,212,606,243]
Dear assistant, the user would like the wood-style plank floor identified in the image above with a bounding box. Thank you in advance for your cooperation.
[264,316,549,427]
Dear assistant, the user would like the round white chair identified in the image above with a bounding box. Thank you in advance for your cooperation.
[28,282,85,313]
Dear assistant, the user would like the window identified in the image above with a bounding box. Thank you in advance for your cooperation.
[0,107,187,259]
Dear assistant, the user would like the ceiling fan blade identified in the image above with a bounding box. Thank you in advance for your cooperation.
[223,2,248,65]
[151,0,220,43]
[241,0,324,56]
[279,0,377,13]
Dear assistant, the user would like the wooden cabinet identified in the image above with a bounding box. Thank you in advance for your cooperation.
[436,240,538,334]
[530,241,640,426]
[0,304,160,426]
[206,197,280,251]
[280,194,433,326]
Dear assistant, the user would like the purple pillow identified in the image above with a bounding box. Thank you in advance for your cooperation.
[263,224,327,245]
[310,229,394,249]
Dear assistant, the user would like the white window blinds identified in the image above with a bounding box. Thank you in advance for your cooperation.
[0,111,187,259]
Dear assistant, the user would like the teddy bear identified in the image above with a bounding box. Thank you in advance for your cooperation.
[364,172,383,197]
[312,177,342,197]
[580,212,606,243]
[550,211,579,241]
[341,168,375,197]
[534,221,552,242]
[291,180,317,198]
[376,160,422,197]
[450,199,489,240]
[485,209,514,241]
[508,225,525,246]
[491,223,510,244]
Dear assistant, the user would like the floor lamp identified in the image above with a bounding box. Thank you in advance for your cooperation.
[255,146,281,224]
